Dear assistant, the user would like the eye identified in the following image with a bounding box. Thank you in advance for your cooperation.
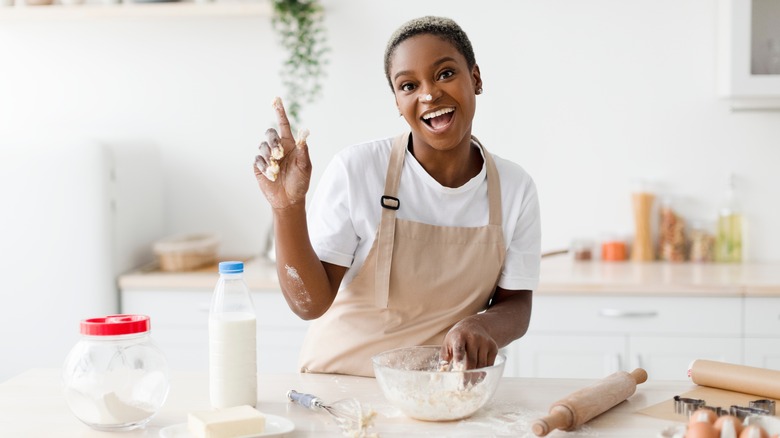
[438,69,455,81]
[399,82,416,92]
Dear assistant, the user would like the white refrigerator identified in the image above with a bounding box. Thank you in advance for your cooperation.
[0,139,163,381]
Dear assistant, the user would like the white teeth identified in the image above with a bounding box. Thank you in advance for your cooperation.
[422,108,454,120]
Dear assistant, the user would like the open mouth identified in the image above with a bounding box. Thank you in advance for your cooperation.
[421,107,455,130]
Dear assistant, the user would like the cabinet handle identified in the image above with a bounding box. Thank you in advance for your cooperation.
[598,309,659,318]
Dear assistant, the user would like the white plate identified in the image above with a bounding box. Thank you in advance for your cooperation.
[159,414,295,438]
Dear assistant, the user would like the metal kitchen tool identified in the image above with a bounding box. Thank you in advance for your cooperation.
[672,395,775,419]
[287,390,374,436]
[749,399,776,415]
[700,405,727,416]
[674,395,706,416]
[730,405,771,420]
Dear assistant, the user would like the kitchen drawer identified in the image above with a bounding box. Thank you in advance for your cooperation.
[630,336,742,380]
[744,298,780,336]
[530,296,742,336]
[514,334,626,378]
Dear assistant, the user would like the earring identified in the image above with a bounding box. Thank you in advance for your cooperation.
[476,87,483,95]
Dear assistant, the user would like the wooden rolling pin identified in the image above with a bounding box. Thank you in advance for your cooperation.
[531,368,648,437]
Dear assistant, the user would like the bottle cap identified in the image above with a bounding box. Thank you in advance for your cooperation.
[218,261,244,274]
[80,314,150,336]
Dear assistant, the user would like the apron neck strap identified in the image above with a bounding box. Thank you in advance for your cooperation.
[382,133,501,226]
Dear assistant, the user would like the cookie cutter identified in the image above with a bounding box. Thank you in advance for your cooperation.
[730,405,772,420]
[674,395,706,416]
[673,395,775,418]
[699,405,727,416]
[749,399,776,416]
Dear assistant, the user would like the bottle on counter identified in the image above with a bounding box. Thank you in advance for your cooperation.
[209,261,257,408]
[715,174,743,263]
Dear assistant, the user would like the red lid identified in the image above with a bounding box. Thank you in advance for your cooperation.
[80,314,150,336]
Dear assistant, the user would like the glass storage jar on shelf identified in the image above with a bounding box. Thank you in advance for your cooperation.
[62,314,169,431]
[658,197,687,262]
[689,220,715,263]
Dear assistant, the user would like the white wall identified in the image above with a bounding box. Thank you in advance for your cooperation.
[1,0,779,263]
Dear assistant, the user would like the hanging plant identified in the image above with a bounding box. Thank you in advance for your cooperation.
[271,0,329,126]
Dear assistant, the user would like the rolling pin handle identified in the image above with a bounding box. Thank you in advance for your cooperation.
[531,405,574,437]
[630,368,648,384]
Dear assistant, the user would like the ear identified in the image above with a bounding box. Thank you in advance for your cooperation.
[472,64,482,93]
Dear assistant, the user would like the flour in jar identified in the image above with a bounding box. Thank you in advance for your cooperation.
[64,368,160,426]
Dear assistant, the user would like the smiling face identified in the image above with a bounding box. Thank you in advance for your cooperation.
[389,34,482,153]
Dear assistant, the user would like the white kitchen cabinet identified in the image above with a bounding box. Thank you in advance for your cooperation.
[718,0,780,109]
[121,288,309,373]
[513,295,743,379]
[629,336,742,380]
[512,334,625,378]
[744,339,780,369]
[743,297,780,370]
[744,297,780,336]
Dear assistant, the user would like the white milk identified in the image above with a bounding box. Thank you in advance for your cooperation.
[209,312,257,408]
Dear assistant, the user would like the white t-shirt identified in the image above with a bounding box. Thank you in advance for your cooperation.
[307,135,541,291]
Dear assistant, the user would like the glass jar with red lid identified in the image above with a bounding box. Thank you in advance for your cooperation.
[62,314,169,431]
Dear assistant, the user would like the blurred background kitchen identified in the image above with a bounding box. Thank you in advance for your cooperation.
[1,0,779,381]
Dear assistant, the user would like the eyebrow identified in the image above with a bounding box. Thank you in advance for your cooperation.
[393,56,459,82]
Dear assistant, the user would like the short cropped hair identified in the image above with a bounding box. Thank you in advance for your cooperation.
[383,16,476,91]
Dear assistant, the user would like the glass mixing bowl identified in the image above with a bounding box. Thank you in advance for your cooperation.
[372,345,505,421]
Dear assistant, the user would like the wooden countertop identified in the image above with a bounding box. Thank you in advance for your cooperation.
[118,255,780,297]
[118,256,281,291]
[537,255,780,296]
[0,368,692,437]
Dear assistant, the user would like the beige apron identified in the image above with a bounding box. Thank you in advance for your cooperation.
[299,132,506,377]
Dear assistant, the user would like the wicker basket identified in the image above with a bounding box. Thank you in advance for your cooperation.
[153,233,219,272]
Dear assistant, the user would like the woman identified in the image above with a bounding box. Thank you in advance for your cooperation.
[254,16,541,377]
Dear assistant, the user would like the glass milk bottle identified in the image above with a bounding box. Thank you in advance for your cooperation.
[209,261,257,408]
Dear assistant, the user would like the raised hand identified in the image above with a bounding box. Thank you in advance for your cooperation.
[253,97,313,210]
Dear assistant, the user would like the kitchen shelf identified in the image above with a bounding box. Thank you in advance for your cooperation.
[0,0,271,20]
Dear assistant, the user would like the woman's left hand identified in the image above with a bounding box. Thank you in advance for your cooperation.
[440,318,499,370]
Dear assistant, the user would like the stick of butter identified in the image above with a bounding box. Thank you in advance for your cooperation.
[188,405,266,438]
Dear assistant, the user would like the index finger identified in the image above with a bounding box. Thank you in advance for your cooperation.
[272,97,294,140]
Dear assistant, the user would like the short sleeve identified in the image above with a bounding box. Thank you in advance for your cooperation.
[498,178,541,291]
[307,156,359,268]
